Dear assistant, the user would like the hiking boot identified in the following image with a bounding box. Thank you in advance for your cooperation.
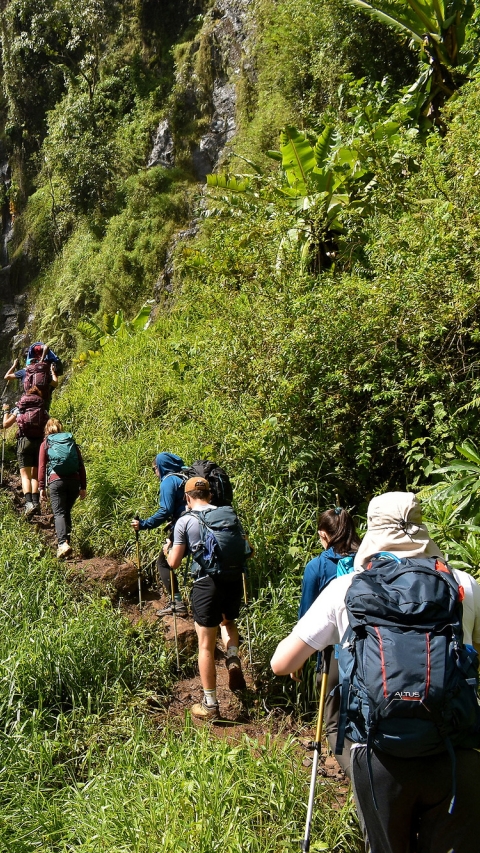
[57,542,72,559]
[226,655,246,691]
[155,600,188,618]
[24,501,36,518]
[191,700,219,721]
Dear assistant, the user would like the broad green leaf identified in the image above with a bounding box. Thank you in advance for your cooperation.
[313,124,336,169]
[206,174,250,192]
[346,0,426,43]
[131,304,152,332]
[279,126,316,186]
[266,150,283,162]
[77,318,103,343]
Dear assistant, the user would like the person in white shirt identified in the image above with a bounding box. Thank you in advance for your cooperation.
[271,492,480,853]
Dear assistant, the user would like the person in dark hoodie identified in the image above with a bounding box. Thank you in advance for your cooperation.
[131,452,187,617]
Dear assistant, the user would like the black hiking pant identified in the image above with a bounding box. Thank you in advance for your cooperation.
[156,552,179,598]
[351,745,480,853]
[49,478,80,545]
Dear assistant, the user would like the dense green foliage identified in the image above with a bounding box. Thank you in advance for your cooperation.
[3,0,480,848]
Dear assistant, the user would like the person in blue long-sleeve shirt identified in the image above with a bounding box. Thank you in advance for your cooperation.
[297,507,361,776]
[132,452,188,617]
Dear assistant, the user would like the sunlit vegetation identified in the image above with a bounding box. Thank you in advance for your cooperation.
[2,0,480,849]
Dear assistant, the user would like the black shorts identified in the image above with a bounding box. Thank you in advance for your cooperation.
[191,573,243,628]
[17,435,42,469]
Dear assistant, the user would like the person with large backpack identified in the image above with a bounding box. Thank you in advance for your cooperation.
[2,386,49,516]
[271,492,480,853]
[4,343,60,409]
[131,452,188,616]
[296,506,360,776]
[165,476,251,720]
[38,418,87,559]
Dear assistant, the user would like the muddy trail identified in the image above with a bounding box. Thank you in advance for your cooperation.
[0,467,348,793]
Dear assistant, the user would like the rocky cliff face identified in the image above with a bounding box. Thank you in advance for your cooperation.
[148,0,253,179]
[148,0,253,296]
[0,1,254,380]
[0,148,28,403]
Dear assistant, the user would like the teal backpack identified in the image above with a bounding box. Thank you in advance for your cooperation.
[47,433,79,477]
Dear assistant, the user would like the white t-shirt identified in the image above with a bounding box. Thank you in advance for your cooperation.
[293,567,480,650]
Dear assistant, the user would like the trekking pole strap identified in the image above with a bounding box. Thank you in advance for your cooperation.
[334,675,350,755]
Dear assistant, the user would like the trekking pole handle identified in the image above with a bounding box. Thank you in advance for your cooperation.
[134,513,139,541]
[321,645,332,676]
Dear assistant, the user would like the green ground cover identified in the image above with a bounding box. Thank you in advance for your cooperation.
[0,496,360,852]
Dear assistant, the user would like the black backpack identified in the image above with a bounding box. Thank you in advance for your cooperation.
[190,506,246,577]
[336,554,480,810]
[181,460,233,506]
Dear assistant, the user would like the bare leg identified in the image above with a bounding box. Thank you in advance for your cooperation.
[31,467,39,495]
[19,466,32,495]
[220,618,239,652]
[195,624,218,690]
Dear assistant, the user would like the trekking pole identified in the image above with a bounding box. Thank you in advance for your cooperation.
[0,427,5,485]
[170,565,180,672]
[300,645,332,853]
[134,515,142,613]
[242,572,252,666]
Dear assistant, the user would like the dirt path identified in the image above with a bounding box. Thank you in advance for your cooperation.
[0,469,349,789]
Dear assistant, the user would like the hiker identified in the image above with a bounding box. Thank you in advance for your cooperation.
[131,452,188,616]
[297,506,360,776]
[38,418,87,559]
[4,343,59,408]
[164,476,249,720]
[2,386,49,516]
[271,492,480,853]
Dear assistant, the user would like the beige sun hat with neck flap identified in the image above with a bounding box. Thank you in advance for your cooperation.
[354,491,444,571]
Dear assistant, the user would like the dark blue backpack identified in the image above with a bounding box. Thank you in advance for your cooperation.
[336,554,480,810]
[190,506,246,577]
[27,343,64,375]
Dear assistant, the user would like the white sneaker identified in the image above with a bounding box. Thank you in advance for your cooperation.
[24,501,35,518]
[57,542,72,559]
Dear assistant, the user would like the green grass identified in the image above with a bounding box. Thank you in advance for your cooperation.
[0,496,361,852]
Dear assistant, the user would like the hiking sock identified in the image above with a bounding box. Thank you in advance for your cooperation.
[203,689,217,707]
[32,493,40,506]
[24,493,32,505]
[226,646,239,660]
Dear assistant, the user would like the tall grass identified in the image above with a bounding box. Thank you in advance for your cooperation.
[0,497,361,853]
[0,714,361,853]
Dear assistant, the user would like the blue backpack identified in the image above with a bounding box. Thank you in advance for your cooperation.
[190,506,247,577]
[335,554,480,810]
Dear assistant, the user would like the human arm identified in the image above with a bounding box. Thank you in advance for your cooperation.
[3,358,19,381]
[271,635,317,676]
[299,557,322,619]
[75,444,87,490]
[2,405,16,429]
[164,541,186,570]
[271,576,345,677]
[49,364,58,388]
[37,440,47,490]
[137,475,181,530]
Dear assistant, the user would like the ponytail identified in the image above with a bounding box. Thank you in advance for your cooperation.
[317,507,360,556]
